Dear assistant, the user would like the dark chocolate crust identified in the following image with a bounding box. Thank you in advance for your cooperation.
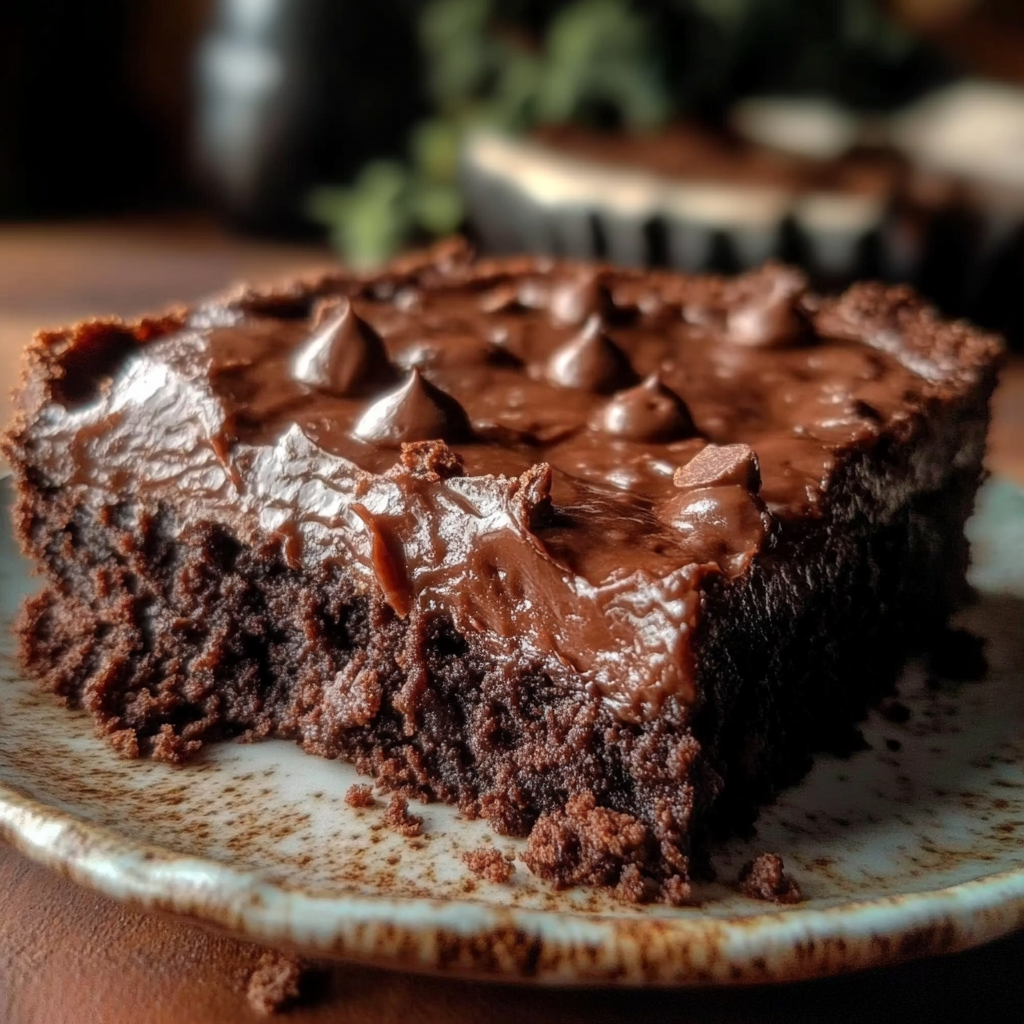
[2,241,1003,901]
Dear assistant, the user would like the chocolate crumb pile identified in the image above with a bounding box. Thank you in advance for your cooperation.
[462,846,515,884]
[738,853,803,904]
[383,795,424,837]
[245,950,307,1015]
[344,783,375,808]
[523,792,691,906]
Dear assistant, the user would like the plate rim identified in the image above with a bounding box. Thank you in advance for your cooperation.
[3,775,1024,986]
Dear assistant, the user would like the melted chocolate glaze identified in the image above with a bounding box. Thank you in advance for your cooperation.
[3,243,1003,719]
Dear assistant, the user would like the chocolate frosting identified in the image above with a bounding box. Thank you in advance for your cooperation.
[660,485,772,577]
[12,246,1001,718]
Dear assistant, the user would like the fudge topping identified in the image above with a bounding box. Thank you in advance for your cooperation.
[659,486,772,577]
[20,246,999,717]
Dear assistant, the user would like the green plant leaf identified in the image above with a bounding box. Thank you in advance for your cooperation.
[409,178,465,236]
[308,161,414,269]
[410,118,462,182]
[419,0,497,110]
[536,0,670,129]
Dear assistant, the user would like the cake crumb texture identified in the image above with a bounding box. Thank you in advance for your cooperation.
[344,784,375,808]
[246,950,306,1015]
[523,792,692,906]
[462,846,515,883]
[383,794,424,837]
[738,853,803,904]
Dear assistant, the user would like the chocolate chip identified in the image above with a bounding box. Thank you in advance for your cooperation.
[542,316,637,393]
[589,374,697,442]
[673,444,761,493]
[352,369,473,447]
[725,265,808,348]
[292,297,395,395]
[548,273,610,326]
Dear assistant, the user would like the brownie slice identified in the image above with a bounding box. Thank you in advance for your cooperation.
[1,241,1002,902]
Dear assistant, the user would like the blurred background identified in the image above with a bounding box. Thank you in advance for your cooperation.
[1,0,1024,466]
[0,0,1022,235]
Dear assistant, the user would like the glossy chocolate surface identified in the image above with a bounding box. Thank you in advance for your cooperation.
[11,243,1000,717]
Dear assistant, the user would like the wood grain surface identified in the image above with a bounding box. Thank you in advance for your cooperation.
[1,220,1022,1023]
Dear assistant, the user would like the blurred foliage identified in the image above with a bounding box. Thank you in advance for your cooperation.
[309,0,947,267]
[310,0,675,266]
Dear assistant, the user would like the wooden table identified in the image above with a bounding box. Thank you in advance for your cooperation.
[1,221,1022,1023]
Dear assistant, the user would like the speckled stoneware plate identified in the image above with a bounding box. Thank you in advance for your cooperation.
[1,478,1023,986]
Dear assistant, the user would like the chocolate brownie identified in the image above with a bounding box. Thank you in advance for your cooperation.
[1,240,1002,902]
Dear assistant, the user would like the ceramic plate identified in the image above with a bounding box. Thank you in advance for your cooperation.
[1,478,1023,986]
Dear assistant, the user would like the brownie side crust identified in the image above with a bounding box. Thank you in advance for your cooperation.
[2,245,1003,900]
[15,493,712,896]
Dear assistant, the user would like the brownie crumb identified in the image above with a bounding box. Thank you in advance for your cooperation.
[246,950,306,1015]
[660,874,693,907]
[383,794,423,837]
[108,728,140,759]
[879,697,912,724]
[613,862,664,905]
[344,783,375,808]
[397,440,465,481]
[927,627,988,682]
[738,853,803,904]
[523,791,689,904]
[524,793,647,890]
[462,846,515,883]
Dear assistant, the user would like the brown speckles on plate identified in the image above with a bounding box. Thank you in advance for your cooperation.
[1,483,1024,983]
